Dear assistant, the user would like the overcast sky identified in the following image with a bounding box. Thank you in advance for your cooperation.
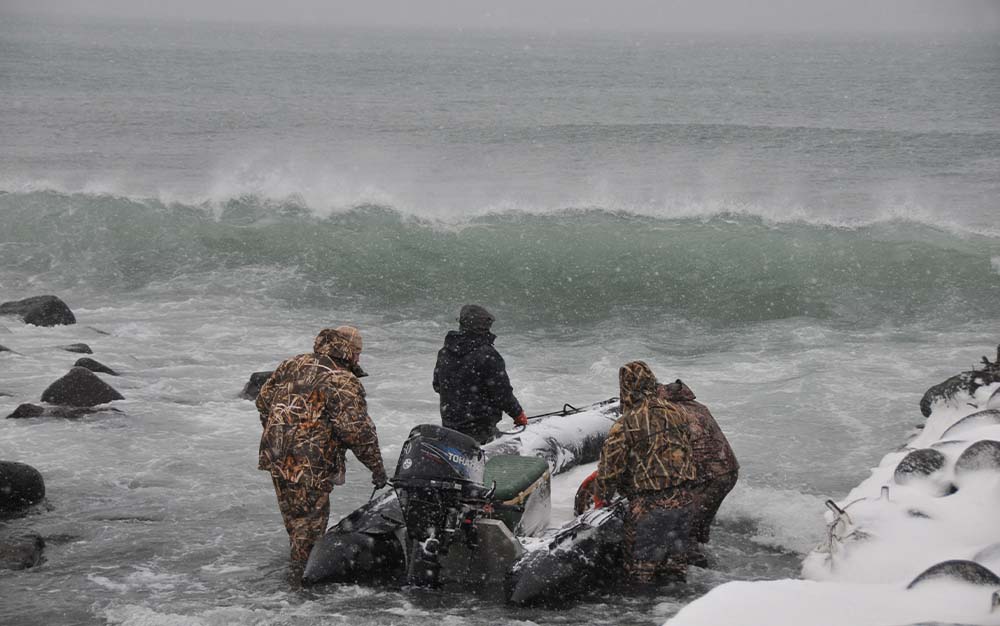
[6,0,1000,32]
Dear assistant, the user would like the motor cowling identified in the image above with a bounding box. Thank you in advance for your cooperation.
[393,424,486,491]
[392,425,489,587]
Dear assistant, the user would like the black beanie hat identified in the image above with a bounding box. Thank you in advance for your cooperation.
[458,304,495,332]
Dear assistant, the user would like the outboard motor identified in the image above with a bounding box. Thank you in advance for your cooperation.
[392,425,491,587]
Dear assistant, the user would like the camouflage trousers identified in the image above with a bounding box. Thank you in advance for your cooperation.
[271,475,331,563]
[689,470,738,544]
[624,487,694,583]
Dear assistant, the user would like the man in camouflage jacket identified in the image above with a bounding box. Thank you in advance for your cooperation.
[594,361,699,583]
[659,379,739,548]
[256,326,387,566]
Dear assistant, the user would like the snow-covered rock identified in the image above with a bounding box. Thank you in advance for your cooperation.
[668,370,1000,626]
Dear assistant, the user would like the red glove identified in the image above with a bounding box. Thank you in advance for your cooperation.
[514,411,528,427]
[574,470,604,515]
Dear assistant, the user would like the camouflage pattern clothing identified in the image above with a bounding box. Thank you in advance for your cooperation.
[595,362,697,501]
[659,380,739,481]
[688,470,738,544]
[595,361,699,583]
[256,327,387,563]
[271,475,331,563]
[659,379,739,544]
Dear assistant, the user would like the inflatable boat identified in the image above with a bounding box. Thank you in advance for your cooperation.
[302,399,624,596]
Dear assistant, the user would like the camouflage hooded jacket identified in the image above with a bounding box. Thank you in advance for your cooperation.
[256,328,386,491]
[595,361,697,500]
[659,380,739,482]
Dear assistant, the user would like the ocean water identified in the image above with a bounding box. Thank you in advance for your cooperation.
[1,14,999,626]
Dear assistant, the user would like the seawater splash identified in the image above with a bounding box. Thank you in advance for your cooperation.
[1,189,999,326]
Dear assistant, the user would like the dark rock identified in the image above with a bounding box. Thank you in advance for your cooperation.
[0,295,76,327]
[0,461,45,512]
[907,559,1000,589]
[241,371,273,400]
[920,372,975,417]
[6,404,45,419]
[893,448,947,485]
[0,533,45,570]
[0,344,10,353]
[59,343,92,354]
[40,367,124,407]
[73,357,118,376]
[920,345,1000,417]
[955,440,1000,474]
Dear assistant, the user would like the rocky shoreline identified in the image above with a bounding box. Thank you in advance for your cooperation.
[0,295,125,570]
[0,294,274,573]
[668,345,1000,626]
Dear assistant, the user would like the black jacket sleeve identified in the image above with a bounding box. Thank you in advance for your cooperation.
[432,348,445,393]
[481,346,523,418]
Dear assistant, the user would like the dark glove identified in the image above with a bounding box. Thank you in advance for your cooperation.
[514,411,528,427]
[372,469,388,489]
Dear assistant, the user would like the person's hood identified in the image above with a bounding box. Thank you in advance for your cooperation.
[660,379,696,402]
[458,304,495,332]
[313,327,367,377]
[443,329,495,357]
[619,360,659,412]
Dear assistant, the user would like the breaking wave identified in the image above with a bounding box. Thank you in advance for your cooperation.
[1,189,998,326]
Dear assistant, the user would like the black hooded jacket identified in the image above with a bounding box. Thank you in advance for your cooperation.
[432,330,523,434]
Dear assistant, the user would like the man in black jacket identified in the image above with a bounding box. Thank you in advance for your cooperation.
[432,304,528,444]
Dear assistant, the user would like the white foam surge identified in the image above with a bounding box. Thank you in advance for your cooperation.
[715,484,826,555]
[103,601,350,626]
[4,173,998,239]
[668,381,1000,626]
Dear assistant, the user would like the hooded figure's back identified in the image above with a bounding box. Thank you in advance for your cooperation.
[596,361,697,499]
[660,380,739,481]
[433,328,522,433]
[256,327,384,490]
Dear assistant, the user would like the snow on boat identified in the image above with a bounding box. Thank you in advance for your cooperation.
[668,353,1000,626]
[506,499,626,605]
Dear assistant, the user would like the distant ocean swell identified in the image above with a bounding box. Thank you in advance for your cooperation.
[1,189,998,325]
